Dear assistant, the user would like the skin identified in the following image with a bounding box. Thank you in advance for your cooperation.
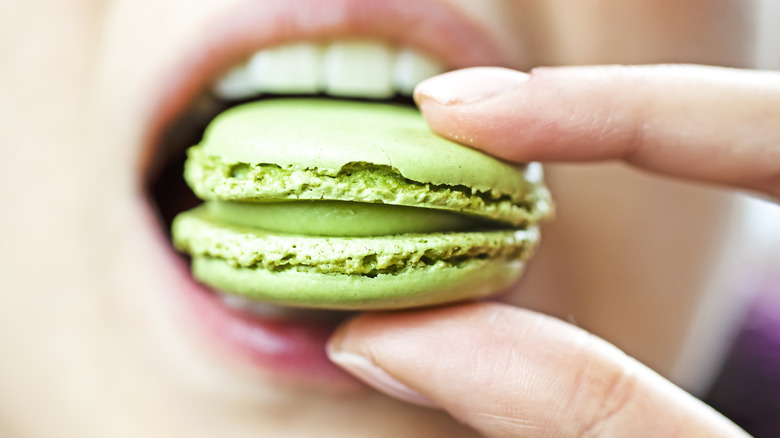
[1,0,775,437]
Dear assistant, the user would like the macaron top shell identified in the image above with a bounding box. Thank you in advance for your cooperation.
[204,99,545,193]
[186,99,553,226]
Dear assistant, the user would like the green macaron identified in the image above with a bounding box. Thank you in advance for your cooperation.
[172,98,553,310]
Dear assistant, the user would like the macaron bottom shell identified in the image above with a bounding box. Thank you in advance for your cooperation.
[191,255,527,310]
[173,205,540,310]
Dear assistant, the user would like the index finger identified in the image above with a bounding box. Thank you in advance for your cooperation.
[414,65,780,199]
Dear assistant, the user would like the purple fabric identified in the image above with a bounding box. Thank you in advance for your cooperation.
[704,278,780,437]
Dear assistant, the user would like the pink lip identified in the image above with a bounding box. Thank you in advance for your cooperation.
[145,0,516,389]
[184,270,358,386]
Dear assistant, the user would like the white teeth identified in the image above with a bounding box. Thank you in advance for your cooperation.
[322,40,395,98]
[211,63,256,100]
[211,39,445,100]
[246,42,323,94]
[215,292,354,321]
[394,48,445,96]
[217,293,294,318]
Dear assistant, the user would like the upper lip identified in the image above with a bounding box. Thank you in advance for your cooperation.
[140,0,517,171]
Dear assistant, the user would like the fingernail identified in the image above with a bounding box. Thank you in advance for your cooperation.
[327,341,439,408]
[414,66,530,105]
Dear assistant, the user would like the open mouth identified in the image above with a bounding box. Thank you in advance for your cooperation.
[133,0,528,387]
[147,39,443,232]
[143,38,450,384]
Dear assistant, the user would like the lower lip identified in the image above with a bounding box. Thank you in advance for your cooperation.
[171,254,360,388]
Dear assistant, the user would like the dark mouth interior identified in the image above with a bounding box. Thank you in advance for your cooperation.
[145,92,418,233]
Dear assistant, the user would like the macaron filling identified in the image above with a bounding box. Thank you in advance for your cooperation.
[206,200,493,237]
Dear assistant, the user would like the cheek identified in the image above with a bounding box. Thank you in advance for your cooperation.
[530,0,751,66]
[428,0,534,68]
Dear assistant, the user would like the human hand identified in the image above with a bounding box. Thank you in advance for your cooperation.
[326,65,780,437]
[412,65,780,200]
[328,303,747,437]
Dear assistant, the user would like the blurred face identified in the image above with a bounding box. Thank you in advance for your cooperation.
[0,0,751,436]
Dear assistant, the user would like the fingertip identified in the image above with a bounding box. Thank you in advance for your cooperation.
[413,67,546,162]
[325,312,379,363]
[327,348,441,408]
[326,311,443,409]
[413,67,530,106]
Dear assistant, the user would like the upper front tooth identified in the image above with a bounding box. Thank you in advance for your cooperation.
[211,63,256,100]
[210,40,445,100]
[322,40,395,99]
[394,49,445,96]
[246,42,323,94]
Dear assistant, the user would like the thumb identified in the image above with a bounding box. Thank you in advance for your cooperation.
[327,303,748,438]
